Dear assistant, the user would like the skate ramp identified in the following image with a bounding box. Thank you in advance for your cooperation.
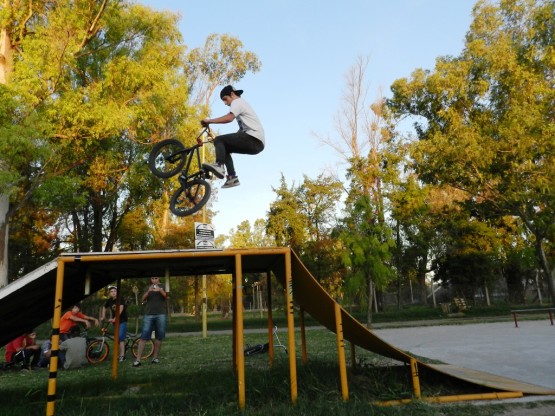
[288,250,555,395]
[1,247,554,395]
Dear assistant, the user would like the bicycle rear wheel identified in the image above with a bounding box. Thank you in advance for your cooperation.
[170,179,211,217]
[87,340,110,364]
[148,139,186,178]
[132,338,154,359]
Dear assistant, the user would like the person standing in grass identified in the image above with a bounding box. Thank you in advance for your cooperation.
[100,286,128,362]
[133,277,168,367]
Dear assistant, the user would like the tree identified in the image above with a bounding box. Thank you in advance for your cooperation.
[389,177,440,306]
[228,219,275,248]
[267,175,307,251]
[0,1,193,284]
[317,56,398,319]
[337,194,394,325]
[388,0,555,303]
[186,33,261,108]
[267,174,344,294]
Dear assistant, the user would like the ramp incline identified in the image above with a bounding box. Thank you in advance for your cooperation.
[288,250,555,395]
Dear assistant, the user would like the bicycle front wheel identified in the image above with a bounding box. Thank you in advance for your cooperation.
[148,139,186,178]
[170,179,211,217]
[132,338,154,359]
[87,340,110,364]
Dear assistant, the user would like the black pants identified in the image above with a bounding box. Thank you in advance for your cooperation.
[214,132,264,177]
[12,349,40,368]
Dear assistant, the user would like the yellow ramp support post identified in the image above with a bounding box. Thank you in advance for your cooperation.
[46,258,67,416]
[284,250,298,405]
[410,357,421,399]
[266,271,274,367]
[334,303,349,401]
[235,254,246,410]
[376,391,524,406]
[111,279,122,381]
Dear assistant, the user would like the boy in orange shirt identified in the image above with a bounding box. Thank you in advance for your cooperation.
[59,305,99,341]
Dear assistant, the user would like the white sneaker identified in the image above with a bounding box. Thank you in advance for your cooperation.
[222,176,240,188]
[203,163,225,179]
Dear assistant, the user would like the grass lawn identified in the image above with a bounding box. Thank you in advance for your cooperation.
[1,326,554,416]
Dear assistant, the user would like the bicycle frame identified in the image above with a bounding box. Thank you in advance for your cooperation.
[180,128,214,181]
[148,127,215,216]
[86,326,154,363]
[162,128,212,180]
[178,144,206,183]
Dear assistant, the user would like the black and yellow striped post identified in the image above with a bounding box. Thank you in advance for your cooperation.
[46,257,66,416]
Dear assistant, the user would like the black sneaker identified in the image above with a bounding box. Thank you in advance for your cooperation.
[132,360,141,367]
[151,358,160,364]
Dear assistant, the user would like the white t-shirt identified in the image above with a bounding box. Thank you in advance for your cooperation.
[230,98,265,145]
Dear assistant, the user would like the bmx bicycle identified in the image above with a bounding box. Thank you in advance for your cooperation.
[86,326,155,364]
[148,127,219,217]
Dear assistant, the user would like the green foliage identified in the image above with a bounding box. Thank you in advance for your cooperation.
[387,0,555,302]
[186,33,262,106]
[227,218,275,248]
[267,174,345,294]
[339,195,395,297]
[267,175,308,250]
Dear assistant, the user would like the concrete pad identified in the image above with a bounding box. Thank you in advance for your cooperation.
[375,321,555,390]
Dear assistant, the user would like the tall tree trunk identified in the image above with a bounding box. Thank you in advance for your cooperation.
[93,202,103,252]
[0,26,13,286]
[0,195,8,287]
[536,237,555,306]
[366,274,374,326]
[417,252,429,305]
[1,26,13,83]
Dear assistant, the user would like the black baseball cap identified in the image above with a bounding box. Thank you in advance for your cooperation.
[220,85,243,99]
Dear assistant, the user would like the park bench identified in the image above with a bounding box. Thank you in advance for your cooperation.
[453,297,471,312]
[510,308,555,328]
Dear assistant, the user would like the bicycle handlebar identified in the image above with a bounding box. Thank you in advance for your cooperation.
[196,126,215,145]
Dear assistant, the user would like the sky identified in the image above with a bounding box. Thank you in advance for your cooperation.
[139,0,478,238]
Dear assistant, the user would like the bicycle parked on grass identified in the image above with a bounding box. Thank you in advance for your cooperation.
[86,326,155,364]
[148,127,218,217]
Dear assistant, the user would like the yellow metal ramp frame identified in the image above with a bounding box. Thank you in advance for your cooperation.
[1,247,553,416]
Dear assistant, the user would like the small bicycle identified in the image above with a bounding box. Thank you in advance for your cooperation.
[86,327,155,364]
[244,325,288,357]
[148,127,219,216]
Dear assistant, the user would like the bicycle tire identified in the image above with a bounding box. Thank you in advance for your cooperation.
[170,178,211,217]
[87,339,110,364]
[148,139,186,178]
[131,338,154,359]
